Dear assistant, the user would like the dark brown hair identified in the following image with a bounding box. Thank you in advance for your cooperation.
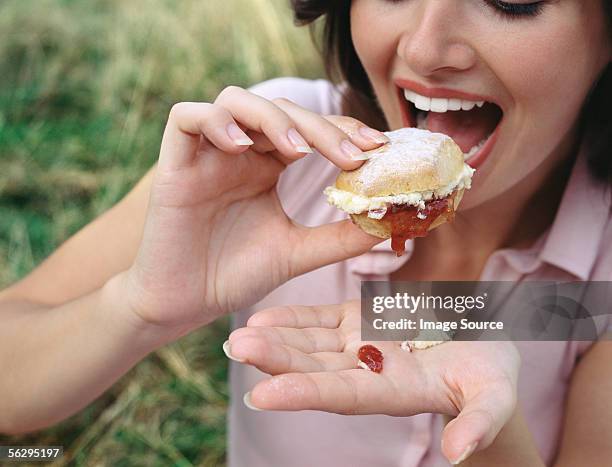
[290,0,612,184]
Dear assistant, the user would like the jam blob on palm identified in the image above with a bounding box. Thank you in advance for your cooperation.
[357,344,384,373]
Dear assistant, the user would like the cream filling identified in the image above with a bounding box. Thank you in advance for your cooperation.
[324,164,474,219]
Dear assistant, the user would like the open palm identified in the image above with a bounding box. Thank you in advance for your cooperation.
[228,300,520,463]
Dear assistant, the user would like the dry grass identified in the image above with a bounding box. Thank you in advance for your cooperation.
[0,0,323,464]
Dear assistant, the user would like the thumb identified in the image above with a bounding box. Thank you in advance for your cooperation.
[289,219,384,277]
[441,381,516,464]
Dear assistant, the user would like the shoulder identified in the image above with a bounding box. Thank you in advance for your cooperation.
[247,77,344,115]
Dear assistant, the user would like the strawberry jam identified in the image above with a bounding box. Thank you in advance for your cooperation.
[357,344,384,373]
[384,196,455,256]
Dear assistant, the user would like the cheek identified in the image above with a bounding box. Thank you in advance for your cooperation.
[469,17,607,205]
[350,5,393,74]
[350,3,403,124]
[492,9,606,141]
[502,31,598,128]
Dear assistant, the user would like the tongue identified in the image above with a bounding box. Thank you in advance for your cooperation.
[424,105,500,153]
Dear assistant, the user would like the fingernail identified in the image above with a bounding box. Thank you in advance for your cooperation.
[287,128,313,154]
[340,139,364,160]
[226,122,254,146]
[358,126,389,144]
[223,340,246,363]
[451,442,478,465]
[243,392,264,411]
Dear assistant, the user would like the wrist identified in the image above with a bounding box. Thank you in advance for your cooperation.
[100,272,192,352]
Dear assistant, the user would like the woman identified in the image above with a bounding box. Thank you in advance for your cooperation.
[0,0,610,465]
[224,0,612,465]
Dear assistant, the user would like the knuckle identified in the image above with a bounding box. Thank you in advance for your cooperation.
[271,96,294,106]
[216,85,244,102]
[168,101,191,118]
[169,101,214,120]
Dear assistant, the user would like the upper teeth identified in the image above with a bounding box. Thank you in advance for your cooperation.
[404,89,485,113]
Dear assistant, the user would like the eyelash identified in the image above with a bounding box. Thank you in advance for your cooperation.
[381,0,545,19]
[484,0,544,18]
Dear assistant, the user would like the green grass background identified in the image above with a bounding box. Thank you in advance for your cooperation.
[0,0,323,465]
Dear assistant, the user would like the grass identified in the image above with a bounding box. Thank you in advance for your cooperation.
[0,0,324,465]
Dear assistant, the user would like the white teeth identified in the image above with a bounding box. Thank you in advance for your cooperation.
[448,98,462,111]
[413,94,431,112]
[404,88,488,114]
[430,98,448,113]
[461,100,476,111]
[463,138,488,160]
[403,89,416,102]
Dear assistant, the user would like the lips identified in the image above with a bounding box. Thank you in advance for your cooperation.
[395,79,503,168]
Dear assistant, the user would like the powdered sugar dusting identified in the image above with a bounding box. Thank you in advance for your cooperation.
[356,128,453,187]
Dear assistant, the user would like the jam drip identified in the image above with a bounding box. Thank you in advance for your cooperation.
[357,344,384,373]
[385,195,455,256]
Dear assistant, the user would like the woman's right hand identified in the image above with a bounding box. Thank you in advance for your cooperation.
[117,86,389,337]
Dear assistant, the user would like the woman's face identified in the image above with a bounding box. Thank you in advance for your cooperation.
[350,0,610,209]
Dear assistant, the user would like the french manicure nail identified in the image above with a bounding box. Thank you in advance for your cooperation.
[287,128,313,154]
[358,126,390,144]
[226,122,254,146]
[223,340,247,363]
[451,441,478,465]
[340,139,364,160]
[243,392,264,411]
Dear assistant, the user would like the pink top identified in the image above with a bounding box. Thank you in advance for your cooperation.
[228,77,612,467]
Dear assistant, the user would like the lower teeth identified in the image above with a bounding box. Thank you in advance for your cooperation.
[464,138,487,160]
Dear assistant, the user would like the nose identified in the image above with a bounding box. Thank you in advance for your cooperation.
[397,1,477,76]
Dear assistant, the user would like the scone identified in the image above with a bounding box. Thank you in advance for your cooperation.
[324,128,475,256]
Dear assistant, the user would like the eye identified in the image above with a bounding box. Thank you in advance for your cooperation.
[378,0,545,19]
[484,0,545,18]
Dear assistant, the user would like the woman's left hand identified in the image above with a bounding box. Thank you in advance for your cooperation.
[228,300,520,465]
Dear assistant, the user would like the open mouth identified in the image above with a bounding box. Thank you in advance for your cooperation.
[396,84,503,168]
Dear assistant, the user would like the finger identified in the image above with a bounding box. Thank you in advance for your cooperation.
[215,86,314,162]
[273,98,389,169]
[230,325,344,354]
[324,114,390,148]
[247,303,348,329]
[228,335,355,375]
[216,86,388,170]
[160,102,254,170]
[441,380,516,465]
[248,370,405,415]
[289,220,385,278]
